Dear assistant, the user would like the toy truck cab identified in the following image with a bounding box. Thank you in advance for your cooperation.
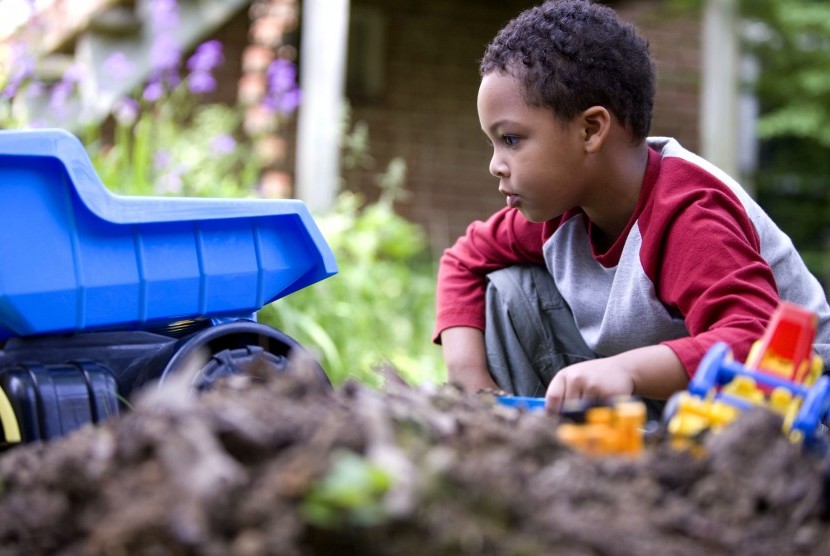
[744,302,823,385]
[0,129,337,446]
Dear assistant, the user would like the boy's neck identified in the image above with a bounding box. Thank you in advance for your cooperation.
[582,138,650,248]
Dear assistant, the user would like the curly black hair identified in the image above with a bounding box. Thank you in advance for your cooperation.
[480,0,656,140]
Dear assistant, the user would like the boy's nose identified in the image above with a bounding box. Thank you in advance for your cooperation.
[489,154,508,178]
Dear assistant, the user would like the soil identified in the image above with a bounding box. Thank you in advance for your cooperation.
[0,357,829,556]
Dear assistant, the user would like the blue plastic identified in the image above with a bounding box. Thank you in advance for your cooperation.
[792,375,830,442]
[496,395,546,411]
[688,342,729,397]
[0,129,337,340]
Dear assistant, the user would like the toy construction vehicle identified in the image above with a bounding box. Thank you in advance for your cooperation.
[0,129,337,447]
[664,302,830,450]
[496,395,647,457]
[555,397,646,457]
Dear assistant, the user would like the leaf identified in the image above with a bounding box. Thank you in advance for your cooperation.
[301,450,393,528]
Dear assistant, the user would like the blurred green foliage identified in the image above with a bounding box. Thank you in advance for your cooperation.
[738,0,830,288]
[98,105,445,386]
[737,1,830,147]
[258,108,444,388]
[84,95,261,199]
[260,165,444,388]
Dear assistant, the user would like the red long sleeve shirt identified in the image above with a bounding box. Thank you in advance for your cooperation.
[434,138,830,377]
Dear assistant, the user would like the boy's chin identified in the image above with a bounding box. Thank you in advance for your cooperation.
[518,208,550,224]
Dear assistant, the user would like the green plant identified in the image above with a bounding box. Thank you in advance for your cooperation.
[260,107,445,388]
[260,182,444,388]
[301,450,393,528]
[83,94,260,199]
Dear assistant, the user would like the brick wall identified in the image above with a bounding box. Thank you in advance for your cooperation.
[342,0,529,257]
[616,0,702,152]
[207,0,702,257]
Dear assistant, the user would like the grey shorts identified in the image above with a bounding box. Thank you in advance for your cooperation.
[485,265,595,397]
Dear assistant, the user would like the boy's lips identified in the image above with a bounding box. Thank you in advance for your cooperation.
[500,189,520,209]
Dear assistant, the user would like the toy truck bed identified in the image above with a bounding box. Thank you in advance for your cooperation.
[0,129,337,340]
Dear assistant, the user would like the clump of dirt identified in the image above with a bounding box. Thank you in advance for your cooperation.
[0,358,828,555]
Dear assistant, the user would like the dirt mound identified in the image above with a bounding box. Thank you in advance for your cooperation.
[0,359,829,555]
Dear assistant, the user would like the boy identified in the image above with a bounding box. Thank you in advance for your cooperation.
[433,0,830,412]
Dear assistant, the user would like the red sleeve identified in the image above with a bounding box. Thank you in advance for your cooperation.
[433,207,550,343]
[641,160,780,376]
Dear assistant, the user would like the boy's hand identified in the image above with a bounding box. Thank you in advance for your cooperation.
[544,344,688,412]
[545,359,635,412]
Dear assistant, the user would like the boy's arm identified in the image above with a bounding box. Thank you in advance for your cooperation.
[441,326,500,392]
[647,175,782,376]
[545,344,688,410]
[435,208,548,392]
[434,207,548,342]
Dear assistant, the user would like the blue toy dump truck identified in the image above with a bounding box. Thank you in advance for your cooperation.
[0,129,337,446]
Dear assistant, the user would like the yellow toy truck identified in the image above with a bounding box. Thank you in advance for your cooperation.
[664,302,829,450]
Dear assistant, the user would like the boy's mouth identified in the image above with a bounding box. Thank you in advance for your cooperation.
[500,189,520,209]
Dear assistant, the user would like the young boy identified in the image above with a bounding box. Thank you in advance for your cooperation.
[433,0,830,412]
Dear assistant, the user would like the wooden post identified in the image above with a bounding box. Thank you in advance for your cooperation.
[295,0,350,213]
[701,0,740,184]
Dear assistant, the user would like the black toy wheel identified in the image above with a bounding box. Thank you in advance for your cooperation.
[158,320,330,391]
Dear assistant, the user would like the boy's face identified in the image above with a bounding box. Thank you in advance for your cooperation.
[477,71,588,223]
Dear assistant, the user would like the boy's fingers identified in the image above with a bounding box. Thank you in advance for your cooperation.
[546,374,566,412]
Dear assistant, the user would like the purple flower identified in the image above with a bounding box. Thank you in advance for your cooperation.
[62,63,86,84]
[103,52,135,80]
[150,34,181,75]
[48,63,85,117]
[211,134,237,155]
[156,169,184,195]
[266,59,297,93]
[49,81,74,111]
[154,149,172,170]
[267,87,301,115]
[24,80,45,99]
[148,0,179,31]
[187,70,216,94]
[1,43,35,100]
[185,41,223,95]
[113,97,140,126]
[187,40,224,72]
[147,0,181,86]
[263,58,301,116]
[143,80,165,102]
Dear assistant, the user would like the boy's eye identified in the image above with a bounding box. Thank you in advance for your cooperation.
[502,135,519,146]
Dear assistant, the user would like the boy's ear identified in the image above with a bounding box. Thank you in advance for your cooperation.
[580,106,611,153]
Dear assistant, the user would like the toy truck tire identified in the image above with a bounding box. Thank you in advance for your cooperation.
[158,320,330,391]
[792,375,830,442]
